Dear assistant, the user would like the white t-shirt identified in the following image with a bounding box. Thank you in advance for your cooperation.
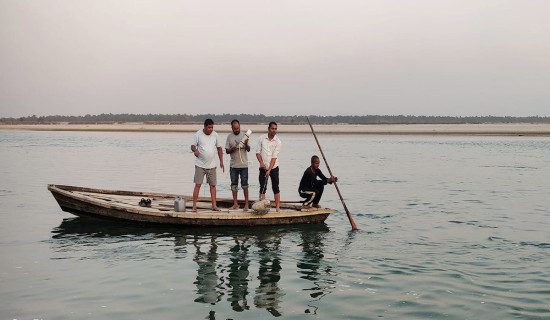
[256,134,282,169]
[193,129,222,169]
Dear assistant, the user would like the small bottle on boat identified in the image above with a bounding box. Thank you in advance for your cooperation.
[174,197,186,212]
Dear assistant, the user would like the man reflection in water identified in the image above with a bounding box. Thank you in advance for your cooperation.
[227,236,251,312]
[297,227,333,315]
[193,236,222,304]
[254,234,284,316]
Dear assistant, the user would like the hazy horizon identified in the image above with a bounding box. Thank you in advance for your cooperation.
[2,1,549,118]
[4,113,550,123]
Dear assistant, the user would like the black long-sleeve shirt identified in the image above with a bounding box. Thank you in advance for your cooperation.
[299,166,328,192]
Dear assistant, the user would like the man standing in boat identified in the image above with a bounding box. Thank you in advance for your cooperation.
[225,119,250,211]
[191,119,224,212]
[256,121,282,212]
[298,155,337,210]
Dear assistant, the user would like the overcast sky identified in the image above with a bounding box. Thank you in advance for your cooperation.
[1,0,549,118]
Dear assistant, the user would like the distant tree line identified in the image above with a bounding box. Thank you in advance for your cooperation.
[1,113,549,124]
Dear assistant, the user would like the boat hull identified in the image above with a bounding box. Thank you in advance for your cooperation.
[48,184,334,227]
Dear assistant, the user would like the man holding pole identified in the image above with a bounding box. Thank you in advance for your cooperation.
[298,155,337,210]
[306,116,357,230]
[256,121,282,212]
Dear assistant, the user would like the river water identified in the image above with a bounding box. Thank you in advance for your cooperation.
[1,129,549,319]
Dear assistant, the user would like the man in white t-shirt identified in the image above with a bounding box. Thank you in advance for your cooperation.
[190,119,224,212]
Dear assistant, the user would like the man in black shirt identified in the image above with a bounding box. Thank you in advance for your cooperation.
[298,155,337,210]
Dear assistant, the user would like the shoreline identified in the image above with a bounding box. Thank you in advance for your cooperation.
[1,122,550,135]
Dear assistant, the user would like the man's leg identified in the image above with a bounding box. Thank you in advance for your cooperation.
[230,168,239,210]
[258,168,267,200]
[241,168,249,211]
[193,184,201,213]
[210,184,220,211]
[243,187,249,211]
[300,190,316,208]
[192,166,205,213]
[312,185,325,207]
[274,193,280,212]
[206,168,220,211]
[231,191,239,209]
[270,167,280,212]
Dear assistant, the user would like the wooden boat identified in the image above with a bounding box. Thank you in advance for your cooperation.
[48,184,335,227]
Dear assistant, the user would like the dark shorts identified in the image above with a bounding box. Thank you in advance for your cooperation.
[230,167,249,192]
[259,167,279,194]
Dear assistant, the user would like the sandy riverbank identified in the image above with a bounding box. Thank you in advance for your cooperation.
[1,122,550,135]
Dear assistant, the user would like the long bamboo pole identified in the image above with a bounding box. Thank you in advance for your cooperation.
[307,117,358,230]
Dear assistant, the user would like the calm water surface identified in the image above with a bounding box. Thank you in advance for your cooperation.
[1,130,549,319]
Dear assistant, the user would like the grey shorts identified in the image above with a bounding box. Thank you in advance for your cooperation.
[194,166,217,185]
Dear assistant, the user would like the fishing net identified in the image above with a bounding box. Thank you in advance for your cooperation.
[252,172,272,214]
[252,199,271,214]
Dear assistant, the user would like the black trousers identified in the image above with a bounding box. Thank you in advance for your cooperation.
[259,167,280,194]
[299,184,324,206]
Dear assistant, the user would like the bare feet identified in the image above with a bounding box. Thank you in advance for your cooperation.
[301,205,312,212]
[192,208,198,213]
[313,204,322,208]
[212,207,222,211]
[243,204,249,212]
[230,204,239,210]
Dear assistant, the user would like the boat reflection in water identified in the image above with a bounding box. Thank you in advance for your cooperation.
[51,217,336,318]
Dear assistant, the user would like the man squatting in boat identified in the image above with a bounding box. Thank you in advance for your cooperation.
[191,119,224,212]
[225,119,250,211]
[298,155,337,210]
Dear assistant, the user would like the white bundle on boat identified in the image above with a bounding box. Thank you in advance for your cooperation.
[252,199,271,214]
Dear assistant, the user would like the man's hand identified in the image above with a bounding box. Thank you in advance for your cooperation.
[256,153,265,170]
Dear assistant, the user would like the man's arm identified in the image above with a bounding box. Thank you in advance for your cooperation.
[191,133,200,157]
[318,170,329,184]
[225,135,234,154]
[191,145,199,157]
[217,147,224,172]
[256,153,265,169]
[255,137,263,165]
[318,169,337,185]
[265,157,277,178]
[226,145,237,154]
